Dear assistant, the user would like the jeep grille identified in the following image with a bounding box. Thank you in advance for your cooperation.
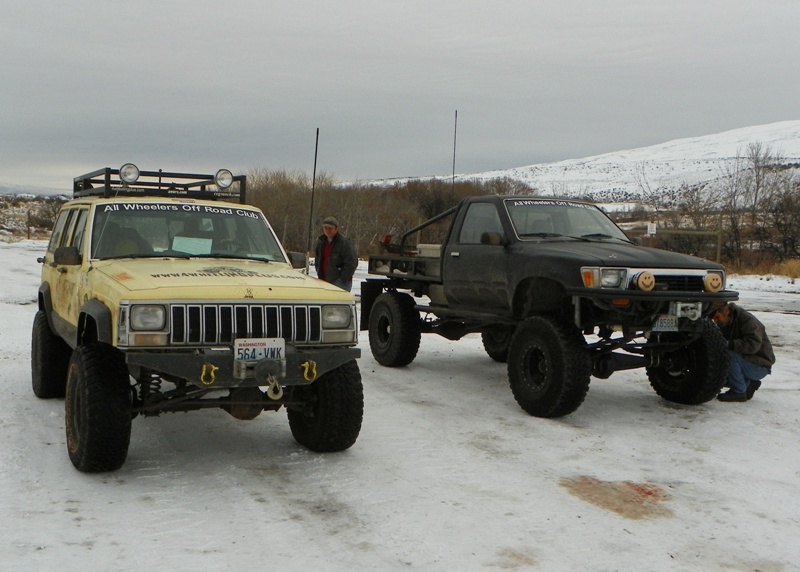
[169,304,322,346]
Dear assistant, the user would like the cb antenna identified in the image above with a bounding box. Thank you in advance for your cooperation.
[306,128,320,273]
[452,109,458,189]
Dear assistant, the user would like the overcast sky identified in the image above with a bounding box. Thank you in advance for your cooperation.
[2,0,799,192]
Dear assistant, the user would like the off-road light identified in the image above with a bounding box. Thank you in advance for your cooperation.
[704,272,724,292]
[215,169,234,189]
[634,271,655,291]
[119,163,140,184]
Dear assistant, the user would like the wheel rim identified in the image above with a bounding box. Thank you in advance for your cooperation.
[523,344,549,392]
[375,312,391,347]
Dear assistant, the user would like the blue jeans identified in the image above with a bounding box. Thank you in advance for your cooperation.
[332,278,353,292]
[726,350,770,393]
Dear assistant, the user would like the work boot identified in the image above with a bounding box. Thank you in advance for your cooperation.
[746,379,762,400]
[717,390,747,402]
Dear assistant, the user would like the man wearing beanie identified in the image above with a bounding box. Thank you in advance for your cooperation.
[314,216,358,292]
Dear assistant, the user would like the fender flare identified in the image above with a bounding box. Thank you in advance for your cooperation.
[79,299,114,345]
[37,283,56,330]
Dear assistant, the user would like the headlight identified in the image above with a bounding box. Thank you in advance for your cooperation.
[215,169,234,189]
[322,305,352,328]
[581,267,628,289]
[119,163,140,184]
[130,305,166,330]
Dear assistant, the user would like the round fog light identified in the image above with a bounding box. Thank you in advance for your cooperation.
[704,273,723,292]
[119,163,140,184]
[215,169,234,189]
[635,271,655,291]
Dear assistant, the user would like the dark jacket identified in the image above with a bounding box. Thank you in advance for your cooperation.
[718,303,776,368]
[314,233,358,284]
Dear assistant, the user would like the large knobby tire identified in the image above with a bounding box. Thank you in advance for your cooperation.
[288,360,364,452]
[368,291,421,367]
[482,325,514,363]
[65,343,133,472]
[31,310,72,398]
[507,316,591,418]
[646,318,728,405]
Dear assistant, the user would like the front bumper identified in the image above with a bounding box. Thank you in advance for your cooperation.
[126,345,361,389]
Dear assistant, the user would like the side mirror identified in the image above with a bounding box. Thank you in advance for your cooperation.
[54,246,82,266]
[480,231,507,246]
[287,251,307,269]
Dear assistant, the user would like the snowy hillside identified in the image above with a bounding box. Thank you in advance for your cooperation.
[467,120,800,201]
[374,120,800,202]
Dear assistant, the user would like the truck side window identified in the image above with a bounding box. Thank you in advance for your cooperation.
[458,204,503,244]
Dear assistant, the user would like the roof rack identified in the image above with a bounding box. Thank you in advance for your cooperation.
[73,166,247,204]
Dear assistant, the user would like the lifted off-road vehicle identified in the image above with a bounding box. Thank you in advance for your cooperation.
[361,196,738,418]
[33,165,362,472]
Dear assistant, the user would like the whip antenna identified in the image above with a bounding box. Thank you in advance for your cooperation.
[306,128,320,273]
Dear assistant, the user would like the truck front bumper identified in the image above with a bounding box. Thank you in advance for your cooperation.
[126,345,361,389]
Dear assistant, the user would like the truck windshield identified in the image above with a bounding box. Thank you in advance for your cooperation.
[504,199,631,243]
[90,202,287,262]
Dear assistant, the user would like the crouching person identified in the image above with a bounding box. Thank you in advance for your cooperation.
[712,303,775,402]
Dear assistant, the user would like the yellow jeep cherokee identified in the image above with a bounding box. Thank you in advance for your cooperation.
[32,165,362,472]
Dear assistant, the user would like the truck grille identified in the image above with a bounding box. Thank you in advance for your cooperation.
[653,275,705,291]
[169,304,322,346]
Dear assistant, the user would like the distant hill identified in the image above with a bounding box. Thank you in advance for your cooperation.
[0,183,65,198]
[372,120,800,203]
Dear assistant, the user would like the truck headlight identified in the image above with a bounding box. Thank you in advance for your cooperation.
[322,305,352,328]
[130,305,166,330]
[581,267,628,289]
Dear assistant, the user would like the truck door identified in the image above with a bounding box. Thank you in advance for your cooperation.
[442,202,510,311]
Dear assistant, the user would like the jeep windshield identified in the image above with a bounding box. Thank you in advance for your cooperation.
[90,201,287,262]
[505,199,631,243]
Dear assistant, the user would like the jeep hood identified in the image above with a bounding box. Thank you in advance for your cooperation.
[525,241,721,269]
[92,258,352,301]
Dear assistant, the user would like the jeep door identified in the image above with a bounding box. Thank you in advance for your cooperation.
[442,202,511,311]
[44,206,89,343]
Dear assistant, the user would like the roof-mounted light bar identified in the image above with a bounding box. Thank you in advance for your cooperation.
[72,165,247,203]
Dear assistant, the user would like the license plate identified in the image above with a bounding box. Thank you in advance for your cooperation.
[234,338,285,361]
[652,315,679,332]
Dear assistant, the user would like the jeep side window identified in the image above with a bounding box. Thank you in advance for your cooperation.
[68,209,88,252]
[47,208,72,253]
[458,203,503,244]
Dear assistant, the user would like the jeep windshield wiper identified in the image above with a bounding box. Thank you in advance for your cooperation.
[518,232,564,238]
[189,253,271,262]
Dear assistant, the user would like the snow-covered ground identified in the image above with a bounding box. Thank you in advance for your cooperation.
[1,239,798,571]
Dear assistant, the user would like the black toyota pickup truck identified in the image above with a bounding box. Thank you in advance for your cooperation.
[360,195,738,418]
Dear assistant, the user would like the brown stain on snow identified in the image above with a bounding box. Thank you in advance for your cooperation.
[560,475,673,519]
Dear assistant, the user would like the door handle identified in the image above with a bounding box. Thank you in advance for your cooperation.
[450,251,460,258]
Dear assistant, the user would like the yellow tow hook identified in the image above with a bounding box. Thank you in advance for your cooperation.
[200,363,218,385]
[266,375,283,400]
[300,360,317,382]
